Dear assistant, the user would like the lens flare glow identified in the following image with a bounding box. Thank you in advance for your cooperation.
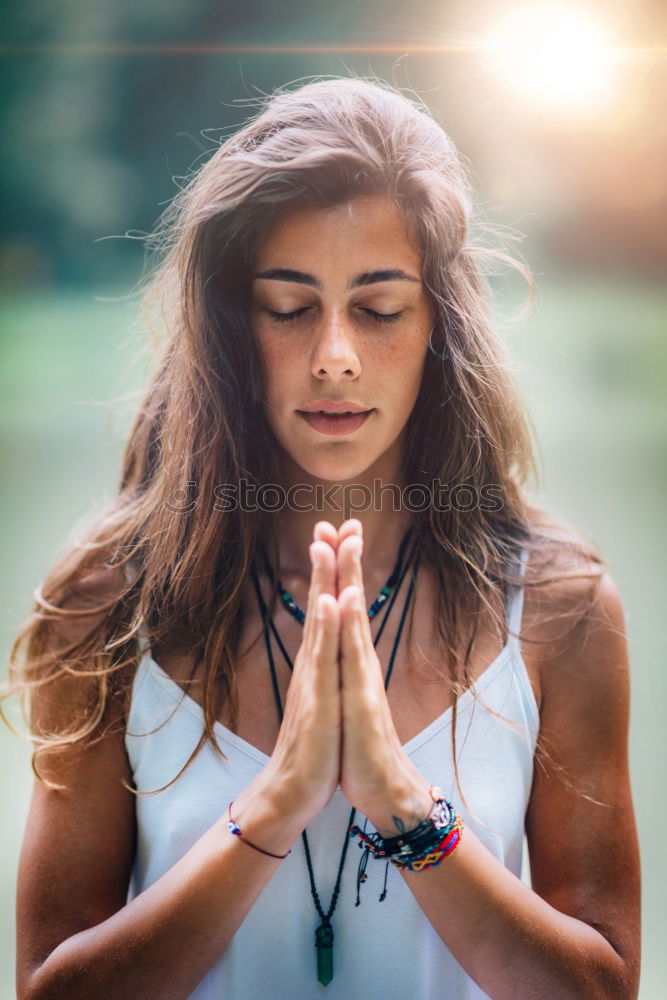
[488,5,616,110]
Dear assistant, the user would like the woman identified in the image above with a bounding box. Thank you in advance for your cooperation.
[5,77,640,999]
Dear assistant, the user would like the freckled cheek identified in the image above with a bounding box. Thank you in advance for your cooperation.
[258,339,300,408]
[365,333,427,400]
[368,333,420,364]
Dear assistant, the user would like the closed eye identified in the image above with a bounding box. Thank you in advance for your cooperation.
[363,308,403,324]
[267,307,403,324]
[267,307,310,323]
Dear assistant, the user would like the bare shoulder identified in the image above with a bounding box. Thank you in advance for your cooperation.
[30,560,132,739]
[519,542,622,716]
[41,560,130,651]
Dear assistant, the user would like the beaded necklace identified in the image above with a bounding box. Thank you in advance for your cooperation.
[278,548,400,623]
[249,525,420,986]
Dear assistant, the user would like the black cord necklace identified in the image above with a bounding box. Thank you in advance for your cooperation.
[249,525,421,987]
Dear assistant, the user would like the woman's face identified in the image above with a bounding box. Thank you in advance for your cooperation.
[250,193,434,484]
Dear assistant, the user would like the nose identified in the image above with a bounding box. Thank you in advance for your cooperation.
[310,309,361,380]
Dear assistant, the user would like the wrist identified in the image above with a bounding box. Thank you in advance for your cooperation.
[221,766,308,857]
[364,768,433,839]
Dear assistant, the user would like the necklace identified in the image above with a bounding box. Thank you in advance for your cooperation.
[249,524,421,986]
[276,533,411,623]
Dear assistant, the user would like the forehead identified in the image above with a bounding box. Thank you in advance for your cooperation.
[254,194,422,270]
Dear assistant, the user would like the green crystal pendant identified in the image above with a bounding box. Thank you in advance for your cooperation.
[315,921,334,986]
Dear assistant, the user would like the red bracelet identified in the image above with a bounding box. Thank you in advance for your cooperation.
[226,801,291,860]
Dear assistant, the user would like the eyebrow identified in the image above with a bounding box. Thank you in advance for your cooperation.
[252,267,421,290]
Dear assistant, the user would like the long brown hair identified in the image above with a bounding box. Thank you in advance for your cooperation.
[1,75,606,814]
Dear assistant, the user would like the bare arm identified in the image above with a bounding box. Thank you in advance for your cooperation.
[18,729,303,1000]
[18,537,341,1000]
[333,523,641,1000]
[382,571,640,1000]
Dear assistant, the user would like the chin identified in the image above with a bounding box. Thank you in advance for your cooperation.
[291,451,377,485]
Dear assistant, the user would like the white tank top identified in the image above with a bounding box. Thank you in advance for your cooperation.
[124,546,538,999]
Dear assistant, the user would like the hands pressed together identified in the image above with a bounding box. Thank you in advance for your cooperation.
[268,518,432,838]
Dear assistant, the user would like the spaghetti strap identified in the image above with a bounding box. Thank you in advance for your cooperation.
[135,622,151,656]
[122,559,151,657]
[506,546,529,642]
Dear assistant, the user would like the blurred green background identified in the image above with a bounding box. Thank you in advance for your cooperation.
[2,0,665,997]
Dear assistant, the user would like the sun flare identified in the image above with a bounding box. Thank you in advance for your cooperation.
[487,5,616,110]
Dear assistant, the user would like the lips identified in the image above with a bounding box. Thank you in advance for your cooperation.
[298,400,371,414]
[297,409,374,436]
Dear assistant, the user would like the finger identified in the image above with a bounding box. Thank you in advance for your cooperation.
[338,587,373,703]
[336,531,366,608]
[304,537,337,650]
[313,520,339,551]
[338,583,374,668]
[336,518,361,550]
[311,592,340,697]
[337,529,373,658]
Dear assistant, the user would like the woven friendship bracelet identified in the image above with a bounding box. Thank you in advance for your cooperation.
[371,795,457,857]
[349,786,464,869]
[389,814,464,871]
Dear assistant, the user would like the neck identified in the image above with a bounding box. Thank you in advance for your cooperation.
[275,506,415,582]
[269,445,415,583]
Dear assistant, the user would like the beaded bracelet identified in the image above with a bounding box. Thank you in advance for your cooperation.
[227,800,292,860]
